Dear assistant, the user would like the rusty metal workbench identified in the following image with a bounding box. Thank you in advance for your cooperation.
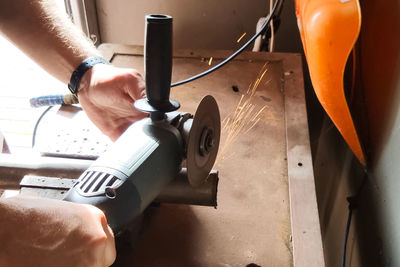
[91,44,324,267]
[1,44,324,267]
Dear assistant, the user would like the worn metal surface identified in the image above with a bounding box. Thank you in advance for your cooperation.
[34,105,112,159]
[20,176,75,200]
[99,44,301,266]
[282,54,325,266]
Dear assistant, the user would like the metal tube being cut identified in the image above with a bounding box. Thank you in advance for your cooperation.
[0,154,91,189]
[155,169,218,207]
[0,154,218,207]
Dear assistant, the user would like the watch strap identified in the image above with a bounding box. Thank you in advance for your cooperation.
[68,56,110,95]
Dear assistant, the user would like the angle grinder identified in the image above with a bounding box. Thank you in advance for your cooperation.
[64,14,220,234]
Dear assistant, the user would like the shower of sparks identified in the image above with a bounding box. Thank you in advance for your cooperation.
[237,32,247,43]
[218,62,270,160]
[208,57,213,66]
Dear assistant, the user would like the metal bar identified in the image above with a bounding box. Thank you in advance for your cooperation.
[0,154,218,207]
[283,54,325,266]
[0,154,91,189]
[155,169,218,207]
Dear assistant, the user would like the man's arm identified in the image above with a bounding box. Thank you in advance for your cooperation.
[0,0,97,83]
[0,0,147,140]
[0,195,116,267]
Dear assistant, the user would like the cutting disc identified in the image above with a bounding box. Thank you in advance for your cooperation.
[187,95,221,187]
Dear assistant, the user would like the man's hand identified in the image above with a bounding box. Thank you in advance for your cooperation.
[0,195,116,267]
[1,0,148,141]
[78,64,148,141]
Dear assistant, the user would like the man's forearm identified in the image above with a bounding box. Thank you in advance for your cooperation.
[0,0,147,140]
[0,0,99,83]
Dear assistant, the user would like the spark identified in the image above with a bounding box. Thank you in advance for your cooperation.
[252,105,268,121]
[217,62,271,160]
[208,57,213,66]
[247,62,269,95]
[244,118,261,134]
[237,32,247,43]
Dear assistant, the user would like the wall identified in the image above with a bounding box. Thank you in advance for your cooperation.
[273,0,302,53]
[97,0,267,50]
[313,117,364,267]
[95,0,301,52]
[359,0,400,265]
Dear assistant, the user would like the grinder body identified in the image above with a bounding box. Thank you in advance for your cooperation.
[64,117,184,233]
[65,14,183,233]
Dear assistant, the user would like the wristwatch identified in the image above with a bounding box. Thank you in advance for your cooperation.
[68,56,110,95]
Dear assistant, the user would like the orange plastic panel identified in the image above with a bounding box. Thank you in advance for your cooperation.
[295,0,365,166]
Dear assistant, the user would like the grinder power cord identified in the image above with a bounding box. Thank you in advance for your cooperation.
[170,0,283,87]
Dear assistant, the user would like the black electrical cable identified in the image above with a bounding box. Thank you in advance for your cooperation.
[32,106,53,148]
[342,202,354,267]
[342,172,368,267]
[171,0,282,87]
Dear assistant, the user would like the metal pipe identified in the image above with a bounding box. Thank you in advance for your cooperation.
[155,169,218,207]
[0,154,218,207]
[0,154,91,189]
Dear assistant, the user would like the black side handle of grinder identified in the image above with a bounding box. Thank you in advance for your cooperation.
[134,14,180,118]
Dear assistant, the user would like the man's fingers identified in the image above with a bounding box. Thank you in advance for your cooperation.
[103,224,116,266]
[123,70,146,100]
[85,205,116,267]
[98,210,116,267]
[78,64,147,140]
[140,89,146,98]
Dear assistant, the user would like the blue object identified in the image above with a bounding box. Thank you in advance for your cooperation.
[30,95,65,107]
